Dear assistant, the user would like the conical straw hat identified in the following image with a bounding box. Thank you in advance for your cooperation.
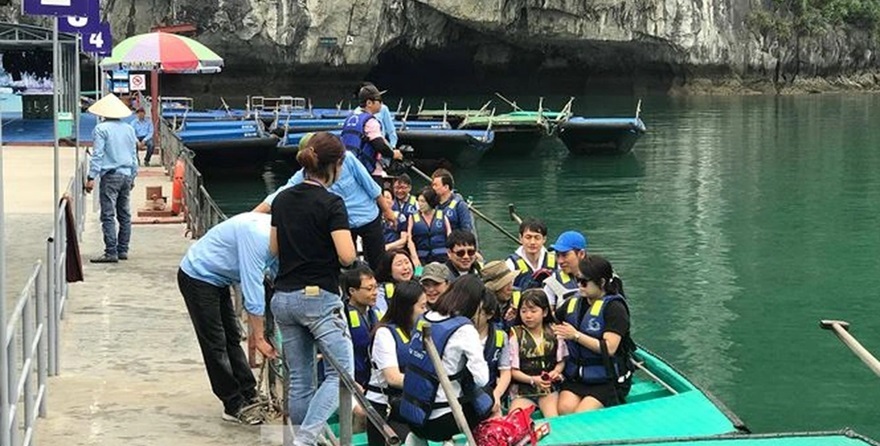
[88,94,132,119]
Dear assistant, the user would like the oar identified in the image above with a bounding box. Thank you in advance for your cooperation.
[408,165,520,244]
[635,99,642,121]
[495,92,523,112]
[477,100,492,114]
[422,324,478,446]
[220,97,231,117]
[508,203,523,225]
[629,358,678,395]
[820,320,880,378]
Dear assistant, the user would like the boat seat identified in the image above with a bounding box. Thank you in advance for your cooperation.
[626,380,672,403]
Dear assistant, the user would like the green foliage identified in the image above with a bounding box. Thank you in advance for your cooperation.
[752,0,880,37]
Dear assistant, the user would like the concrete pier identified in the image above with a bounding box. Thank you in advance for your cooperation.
[0,146,264,445]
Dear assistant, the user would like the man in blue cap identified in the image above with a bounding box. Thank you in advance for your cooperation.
[542,230,587,308]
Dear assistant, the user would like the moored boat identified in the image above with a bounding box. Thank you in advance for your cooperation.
[177,125,278,170]
[397,128,495,168]
[556,117,647,155]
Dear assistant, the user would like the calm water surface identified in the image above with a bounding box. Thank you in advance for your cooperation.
[204,94,880,438]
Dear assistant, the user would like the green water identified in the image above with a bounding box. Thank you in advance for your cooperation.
[203,94,880,438]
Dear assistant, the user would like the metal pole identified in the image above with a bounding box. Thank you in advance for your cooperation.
[0,85,12,446]
[53,18,61,255]
[36,263,47,417]
[75,34,82,230]
[820,320,880,378]
[46,238,57,377]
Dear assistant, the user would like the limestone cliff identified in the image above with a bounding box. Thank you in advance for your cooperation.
[4,0,879,95]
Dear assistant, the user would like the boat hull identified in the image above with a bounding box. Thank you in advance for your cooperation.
[185,137,279,170]
[397,129,493,168]
[557,117,647,155]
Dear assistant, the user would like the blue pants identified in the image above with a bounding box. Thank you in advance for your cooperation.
[271,288,353,446]
[138,137,154,164]
[98,172,132,257]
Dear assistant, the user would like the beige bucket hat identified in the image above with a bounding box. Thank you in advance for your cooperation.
[87,94,132,119]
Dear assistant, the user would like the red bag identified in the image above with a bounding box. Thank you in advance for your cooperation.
[473,406,550,446]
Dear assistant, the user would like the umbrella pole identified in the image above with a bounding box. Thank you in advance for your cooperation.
[151,69,160,152]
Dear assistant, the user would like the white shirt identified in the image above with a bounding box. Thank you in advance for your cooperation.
[366,326,400,405]
[504,246,549,275]
[423,311,488,419]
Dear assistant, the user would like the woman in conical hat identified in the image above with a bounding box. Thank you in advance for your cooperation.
[87,93,132,120]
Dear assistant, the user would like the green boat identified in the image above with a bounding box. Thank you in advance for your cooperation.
[332,346,746,445]
[573,430,879,446]
[459,111,553,157]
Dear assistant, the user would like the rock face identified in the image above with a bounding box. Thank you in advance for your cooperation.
[4,0,879,94]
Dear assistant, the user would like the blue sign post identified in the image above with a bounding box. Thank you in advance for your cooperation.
[22,0,90,16]
[82,21,112,55]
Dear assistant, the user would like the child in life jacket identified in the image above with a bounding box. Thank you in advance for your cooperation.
[474,289,512,418]
[508,289,568,418]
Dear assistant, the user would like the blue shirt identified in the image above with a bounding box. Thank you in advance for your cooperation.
[130,116,154,143]
[438,192,474,232]
[355,104,397,147]
[265,151,381,228]
[179,212,278,316]
[89,119,138,179]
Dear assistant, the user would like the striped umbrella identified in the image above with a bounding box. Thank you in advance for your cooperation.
[100,32,223,73]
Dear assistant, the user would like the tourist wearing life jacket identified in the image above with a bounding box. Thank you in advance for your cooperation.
[509,289,568,418]
[365,281,428,446]
[419,262,450,308]
[381,189,410,252]
[340,265,383,389]
[431,168,474,232]
[475,287,512,418]
[354,82,399,148]
[506,218,557,290]
[177,212,278,425]
[255,132,396,270]
[374,249,416,313]
[391,173,419,220]
[407,187,451,266]
[341,85,402,174]
[398,276,493,444]
[481,260,522,330]
[268,132,357,445]
[553,255,634,414]
[543,231,587,309]
[444,229,481,280]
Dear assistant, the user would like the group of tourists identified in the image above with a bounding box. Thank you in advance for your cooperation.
[175,84,635,446]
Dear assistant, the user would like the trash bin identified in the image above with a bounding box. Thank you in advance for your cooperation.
[57,112,73,139]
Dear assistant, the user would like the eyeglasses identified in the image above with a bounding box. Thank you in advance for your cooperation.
[576,277,592,287]
[453,248,476,258]
[357,285,378,292]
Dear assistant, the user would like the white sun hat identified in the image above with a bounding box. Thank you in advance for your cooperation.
[87,93,133,119]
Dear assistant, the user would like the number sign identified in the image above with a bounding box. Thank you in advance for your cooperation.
[23,0,90,17]
[82,21,112,55]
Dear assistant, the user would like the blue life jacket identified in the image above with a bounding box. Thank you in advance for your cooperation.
[392,195,419,232]
[398,316,494,427]
[561,294,631,384]
[508,251,557,289]
[345,303,382,386]
[411,210,448,263]
[341,112,378,172]
[436,195,463,230]
[383,214,401,244]
[366,323,410,396]
[483,326,506,390]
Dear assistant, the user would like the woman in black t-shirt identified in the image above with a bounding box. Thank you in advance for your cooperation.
[553,255,634,414]
[269,132,357,446]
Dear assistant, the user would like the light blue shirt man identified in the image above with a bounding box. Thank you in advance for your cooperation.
[131,115,154,144]
[88,119,138,179]
[179,212,278,316]
[355,103,397,147]
[264,151,381,228]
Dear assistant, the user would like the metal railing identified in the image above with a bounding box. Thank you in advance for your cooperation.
[159,118,227,238]
[1,152,88,446]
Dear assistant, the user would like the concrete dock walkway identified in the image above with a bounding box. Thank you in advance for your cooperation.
[0,146,266,445]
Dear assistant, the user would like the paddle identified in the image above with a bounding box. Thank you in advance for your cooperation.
[408,165,520,244]
[508,203,523,225]
[820,320,880,378]
[495,92,523,112]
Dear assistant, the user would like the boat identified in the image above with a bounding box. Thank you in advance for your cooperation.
[177,124,278,170]
[459,111,551,157]
[331,346,747,445]
[570,431,880,446]
[397,128,495,168]
[556,117,647,155]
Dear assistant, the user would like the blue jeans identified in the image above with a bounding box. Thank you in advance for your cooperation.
[271,288,353,446]
[99,172,132,257]
[138,137,154,164]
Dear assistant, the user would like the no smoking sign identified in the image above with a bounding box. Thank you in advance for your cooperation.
[129,74,146,91]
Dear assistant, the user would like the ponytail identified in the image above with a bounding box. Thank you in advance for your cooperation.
[295,131,345,182]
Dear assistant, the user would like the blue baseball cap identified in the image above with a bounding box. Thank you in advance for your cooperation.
[551,231,587,253]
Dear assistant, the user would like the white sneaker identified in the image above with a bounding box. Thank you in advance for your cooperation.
[222,403,264,425]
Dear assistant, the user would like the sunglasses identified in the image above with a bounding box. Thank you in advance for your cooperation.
[453,248,477,258]
[577,277,592,287]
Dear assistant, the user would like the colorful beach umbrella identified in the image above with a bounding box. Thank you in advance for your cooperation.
[100,32,223,73]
